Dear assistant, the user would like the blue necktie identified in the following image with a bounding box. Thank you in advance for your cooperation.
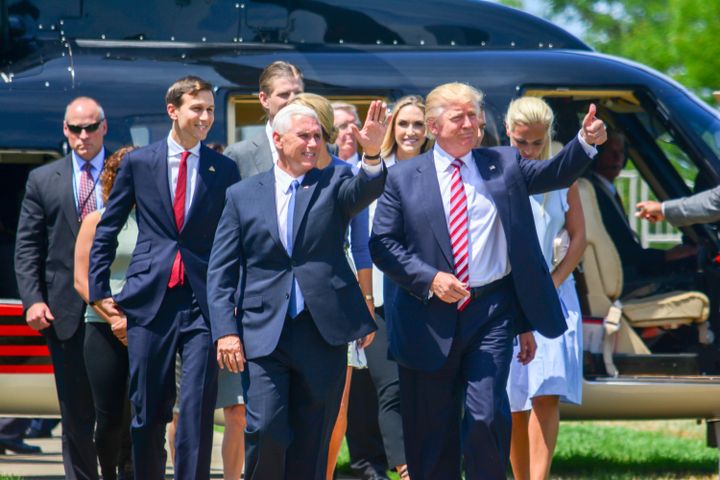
[286,180,304,318]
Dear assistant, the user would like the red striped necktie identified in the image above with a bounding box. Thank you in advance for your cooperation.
[168,150,189,288]
[449,158,470,311]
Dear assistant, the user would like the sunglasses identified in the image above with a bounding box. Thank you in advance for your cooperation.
[66,120,102,134]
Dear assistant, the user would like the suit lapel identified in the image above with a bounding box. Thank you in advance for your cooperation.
[152,141,177,229]
[473,149,512,246]
[183,145,216,231]
[59,156,81,237]
[418,152,454,268]
[257,171,286,255]
[292,168,321,246]
[254,132,274,175]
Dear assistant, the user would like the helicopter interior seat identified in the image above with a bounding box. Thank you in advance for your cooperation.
[575,178,711,376]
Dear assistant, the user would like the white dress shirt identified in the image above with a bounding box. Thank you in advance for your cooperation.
[274,165,305,252]
[434,144,511,287]
[167,134,200,216]
[275,157,383,250]
[265,122,280,164]
[72,148,105,212]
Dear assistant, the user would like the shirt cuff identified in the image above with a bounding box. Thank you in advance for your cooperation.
[661,202,666,216]
[576,130,598,158]
[360,156,384,178]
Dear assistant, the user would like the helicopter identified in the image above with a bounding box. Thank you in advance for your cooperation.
[2,0,720,447]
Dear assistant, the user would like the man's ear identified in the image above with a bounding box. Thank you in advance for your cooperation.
[272,131,283,151]
[427,118,440,138]
[259,91,270,112]
[167,103,178,121]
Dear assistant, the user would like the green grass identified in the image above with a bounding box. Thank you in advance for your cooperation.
[333,420,717,479]
[541,420,717,479]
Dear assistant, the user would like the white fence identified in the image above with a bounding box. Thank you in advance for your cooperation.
[616,170,682,248]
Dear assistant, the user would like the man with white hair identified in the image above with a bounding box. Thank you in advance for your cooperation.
[370,82,607,479]
[208,101,387,479]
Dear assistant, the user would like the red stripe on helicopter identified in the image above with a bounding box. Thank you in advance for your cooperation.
[0,365,54,374]
[0,345,50,356]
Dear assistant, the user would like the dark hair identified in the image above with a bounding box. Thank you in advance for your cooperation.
[101,146,136,203]
[259,61,303,95]
[165,76,213,107]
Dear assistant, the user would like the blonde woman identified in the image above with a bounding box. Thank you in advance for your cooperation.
[380,95,433,165]
[505,97,586,480]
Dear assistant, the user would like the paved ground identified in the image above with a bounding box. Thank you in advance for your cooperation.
[0,429,225,479]
[0,427,359,479]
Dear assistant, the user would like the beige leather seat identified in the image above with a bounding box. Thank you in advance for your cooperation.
[576,178,711,375]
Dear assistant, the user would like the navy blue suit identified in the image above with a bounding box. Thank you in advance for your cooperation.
[89,140,239,480]
[369,138,592,479]
[208,164,385,479]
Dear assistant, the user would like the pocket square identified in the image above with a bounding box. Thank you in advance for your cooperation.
[209,165,216,172]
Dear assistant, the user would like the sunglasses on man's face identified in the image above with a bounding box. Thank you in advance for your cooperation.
[66,120,102,134]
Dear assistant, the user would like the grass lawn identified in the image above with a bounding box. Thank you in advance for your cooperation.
[334,420,718,479]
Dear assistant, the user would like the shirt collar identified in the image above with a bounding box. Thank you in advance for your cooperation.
[433,143,472,172]
[274,163,305,194]
[72,147,105,174]
[167,132,201,158]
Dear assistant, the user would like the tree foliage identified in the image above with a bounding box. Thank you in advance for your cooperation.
[508,0,720,101]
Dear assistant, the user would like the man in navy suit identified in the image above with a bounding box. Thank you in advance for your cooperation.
[207,102,387,479]
[89,76,240,480]
[370,83,607,480]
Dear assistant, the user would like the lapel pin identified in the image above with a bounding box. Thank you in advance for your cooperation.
[489,165,496,171]
[209,165,216,172]
[303,185,309,189]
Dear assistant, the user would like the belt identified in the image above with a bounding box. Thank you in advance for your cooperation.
[468,275,512,300]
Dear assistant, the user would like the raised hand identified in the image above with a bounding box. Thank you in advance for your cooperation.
[581,103,607,146]
[350,99,388,157]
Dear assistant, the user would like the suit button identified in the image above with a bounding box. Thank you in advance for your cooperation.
[285,293,290,299]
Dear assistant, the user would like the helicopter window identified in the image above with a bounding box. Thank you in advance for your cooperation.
[227,94,389,145]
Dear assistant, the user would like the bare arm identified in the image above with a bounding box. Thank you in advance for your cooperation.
[551,183,586,289]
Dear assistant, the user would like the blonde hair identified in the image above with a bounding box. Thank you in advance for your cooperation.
[380,95,433,159]
[425,83,484,127]
[504,97,554,161]
[290,93,337,143]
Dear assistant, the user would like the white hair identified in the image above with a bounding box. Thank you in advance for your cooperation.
[272,104,319,135]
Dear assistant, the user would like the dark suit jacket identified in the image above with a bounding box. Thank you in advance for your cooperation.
[370,138,592,371]
[14,155,99,340]
[588,174,664,282]
[224,130,273,180]
[88,140,240,324]
[208,164,386,359]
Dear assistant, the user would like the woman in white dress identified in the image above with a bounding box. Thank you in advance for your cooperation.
[505,97,586,480]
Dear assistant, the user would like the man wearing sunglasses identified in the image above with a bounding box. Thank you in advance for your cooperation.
[15,96,109,480]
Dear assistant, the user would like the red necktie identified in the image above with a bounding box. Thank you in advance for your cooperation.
[79,162,97,221]
[449,159,470,311]
[168,151,189,288]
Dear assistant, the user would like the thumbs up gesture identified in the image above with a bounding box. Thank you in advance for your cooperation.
[580,103,607,146]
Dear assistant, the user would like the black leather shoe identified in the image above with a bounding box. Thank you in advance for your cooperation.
[0,439,42,454]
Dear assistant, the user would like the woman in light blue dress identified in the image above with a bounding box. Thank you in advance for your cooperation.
[504,98,586,480]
